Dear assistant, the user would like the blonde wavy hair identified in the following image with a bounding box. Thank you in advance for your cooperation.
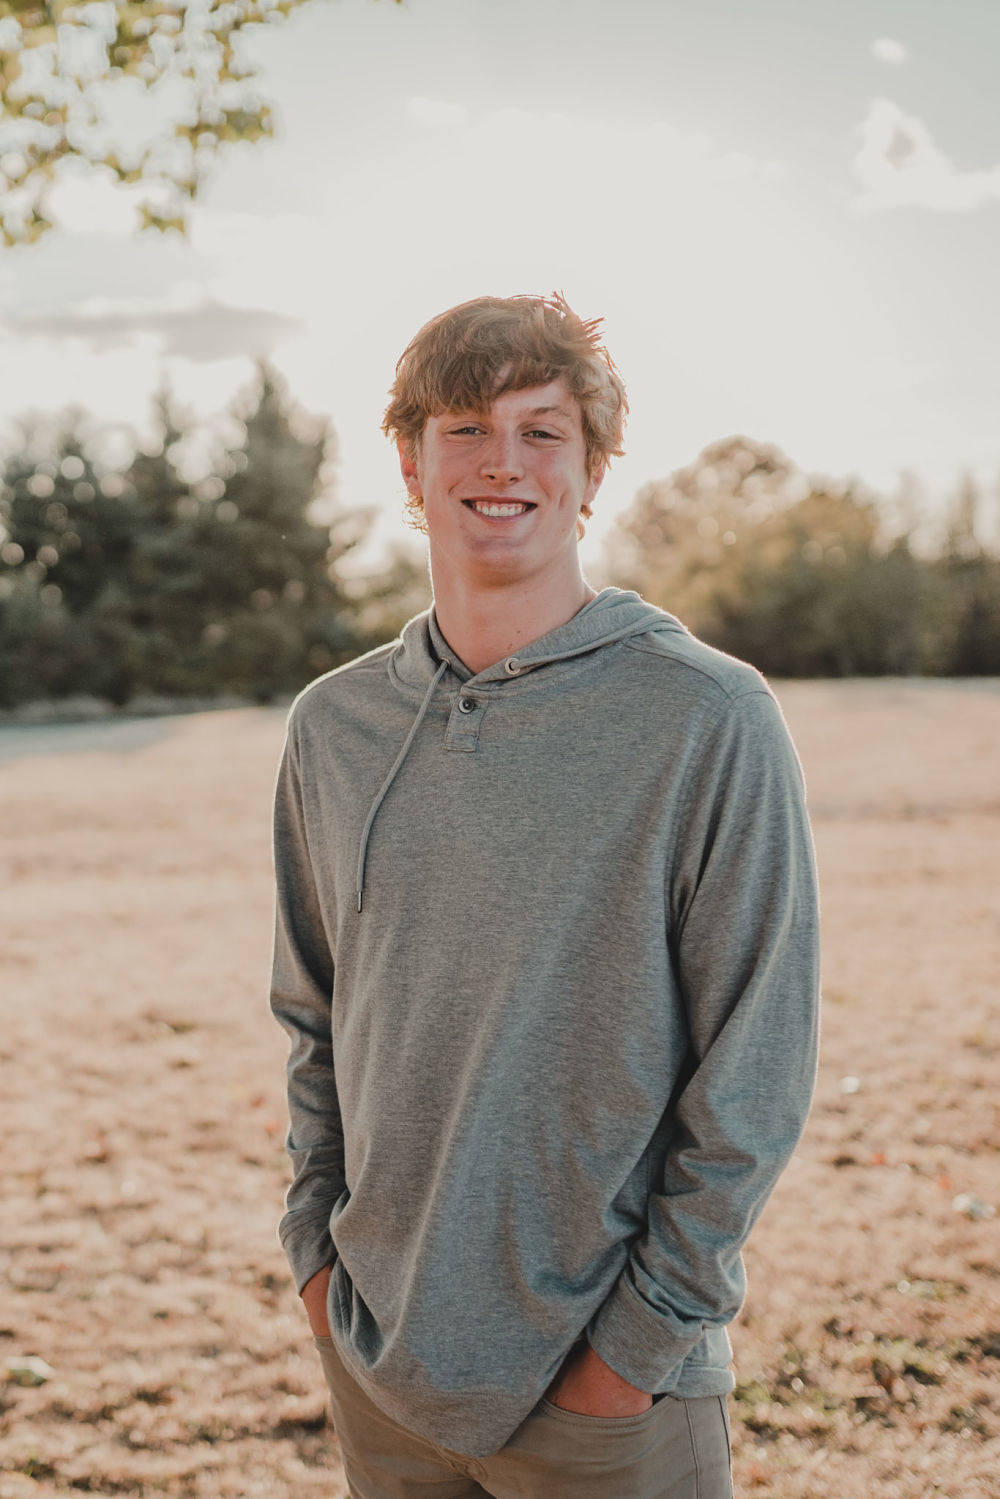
[382,292,628,538]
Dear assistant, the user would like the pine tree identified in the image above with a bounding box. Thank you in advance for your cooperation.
[171,357,367,700]
[115,384,216,693]
[1,409,138,615]
[0,364,374,706]
[0,411,145,704]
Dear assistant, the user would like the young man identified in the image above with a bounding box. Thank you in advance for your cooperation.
[269,293,821,1498]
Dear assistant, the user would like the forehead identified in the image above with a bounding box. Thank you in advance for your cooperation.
[439,378,583,426]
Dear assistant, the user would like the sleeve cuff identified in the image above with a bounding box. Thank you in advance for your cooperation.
[585,1270,705,1392]
[278,1213,339,1296]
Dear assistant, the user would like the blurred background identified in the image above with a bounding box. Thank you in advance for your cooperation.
[1,5,998,1499]
[1,0,999,709]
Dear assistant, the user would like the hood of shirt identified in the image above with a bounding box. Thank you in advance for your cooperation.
[354,586,688,911]
[394,584,687,691]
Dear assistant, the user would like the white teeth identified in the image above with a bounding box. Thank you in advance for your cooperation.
[470,501,530,517]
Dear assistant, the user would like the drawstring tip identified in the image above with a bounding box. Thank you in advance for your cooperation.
[356,889,363,913]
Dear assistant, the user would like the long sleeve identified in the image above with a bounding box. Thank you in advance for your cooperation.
[586,687,822,1391]
[269,713,347,1294]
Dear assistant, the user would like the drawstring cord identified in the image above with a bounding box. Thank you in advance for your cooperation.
[356,659,449,913]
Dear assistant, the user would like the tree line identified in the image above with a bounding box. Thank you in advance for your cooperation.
[1,368,998,711]
[600,436,1000,677]
[0,361,429,710]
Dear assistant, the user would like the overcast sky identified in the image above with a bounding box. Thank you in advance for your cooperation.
[1,0,998,570]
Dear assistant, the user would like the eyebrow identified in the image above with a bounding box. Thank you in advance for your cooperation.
[445,403,575,422]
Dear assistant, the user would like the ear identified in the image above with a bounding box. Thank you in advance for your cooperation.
[397,436,421,495]
[586,456,608,505]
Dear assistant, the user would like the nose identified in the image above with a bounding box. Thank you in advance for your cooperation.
[479,429,523,485]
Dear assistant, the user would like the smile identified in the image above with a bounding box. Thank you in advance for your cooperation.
[463,500,537,519]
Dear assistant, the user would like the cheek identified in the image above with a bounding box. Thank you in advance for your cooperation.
[545,460,589,503]
[426,453,465,495]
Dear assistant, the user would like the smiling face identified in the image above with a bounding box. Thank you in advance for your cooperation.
[398,379,604,590]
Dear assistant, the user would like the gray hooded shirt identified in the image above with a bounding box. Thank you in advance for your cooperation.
[269,585,821,1459]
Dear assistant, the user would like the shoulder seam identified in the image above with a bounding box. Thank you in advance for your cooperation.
[290,645,395,709]
[622,635,768,700]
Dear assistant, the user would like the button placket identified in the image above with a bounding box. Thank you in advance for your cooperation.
[446,691,485,752]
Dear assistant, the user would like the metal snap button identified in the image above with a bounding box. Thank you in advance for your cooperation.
[457,696,477,713]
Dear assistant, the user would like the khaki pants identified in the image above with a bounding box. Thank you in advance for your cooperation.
[314,1335,733,1499]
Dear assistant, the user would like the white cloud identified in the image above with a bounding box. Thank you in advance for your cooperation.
[2,291,300,361]
[852,98,1000,212]
[871,37,908,66]
[407,97,469,127]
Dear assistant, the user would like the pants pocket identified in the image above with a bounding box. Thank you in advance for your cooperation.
[718,1393,732,1464]
[497,1390,700,1498]
[537,1392,668,1430]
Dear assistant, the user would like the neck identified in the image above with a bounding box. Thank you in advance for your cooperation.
[430,566,599,676]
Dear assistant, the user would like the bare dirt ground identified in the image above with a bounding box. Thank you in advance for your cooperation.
[1,680,998,1498]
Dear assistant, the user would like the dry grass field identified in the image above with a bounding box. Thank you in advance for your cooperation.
[1,679,998,1498]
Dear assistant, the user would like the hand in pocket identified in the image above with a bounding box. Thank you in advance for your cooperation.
[544,1340,653,1417]
[300,1263,333,1338]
